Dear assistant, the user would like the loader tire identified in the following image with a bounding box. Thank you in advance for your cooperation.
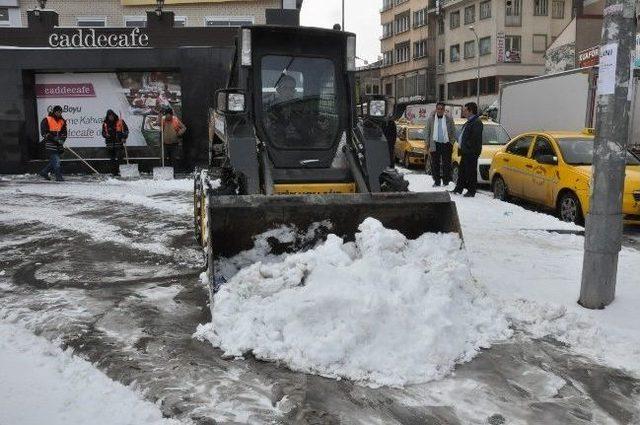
[380,169,410,192]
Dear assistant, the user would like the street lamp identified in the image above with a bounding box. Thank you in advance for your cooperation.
[155,0,165,16]
[469,26,480,108]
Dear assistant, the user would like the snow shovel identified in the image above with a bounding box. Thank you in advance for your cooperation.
[66,146,101,177]
[119,143,140,179]
[153,116,174,181]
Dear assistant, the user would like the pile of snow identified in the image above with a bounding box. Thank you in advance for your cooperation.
[0,321,180,425]
[196,218,512,387]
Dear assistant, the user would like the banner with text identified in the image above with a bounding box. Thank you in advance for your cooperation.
[35,71,182,159]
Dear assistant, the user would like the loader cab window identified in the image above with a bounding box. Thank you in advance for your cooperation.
[260,55,340,150]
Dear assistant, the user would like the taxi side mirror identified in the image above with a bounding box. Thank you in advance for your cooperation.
[536,154,558,165]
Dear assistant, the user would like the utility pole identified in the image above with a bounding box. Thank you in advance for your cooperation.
[579,0,636,309]
[342,0,345,31]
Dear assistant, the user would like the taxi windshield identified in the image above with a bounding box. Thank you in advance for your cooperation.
[557,138,640,166]
[408,128,426,140]
[455,123,510,145]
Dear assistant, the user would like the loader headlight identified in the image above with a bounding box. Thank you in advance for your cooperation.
[216,89,246,114]
[369,100,386,117]
[241,28,252,67]
[228,93,245,112]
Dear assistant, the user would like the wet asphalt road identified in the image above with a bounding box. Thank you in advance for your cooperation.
[1,176,639,425]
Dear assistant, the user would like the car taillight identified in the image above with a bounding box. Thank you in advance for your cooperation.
[634,191,640,202]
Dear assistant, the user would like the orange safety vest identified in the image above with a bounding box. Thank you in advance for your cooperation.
[103,119,125,134]
[46,116,65,132]
[163,116,183,132]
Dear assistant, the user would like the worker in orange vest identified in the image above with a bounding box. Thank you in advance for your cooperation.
[39,105,67,181]
[160,107,186,167]
[102,109,129,176]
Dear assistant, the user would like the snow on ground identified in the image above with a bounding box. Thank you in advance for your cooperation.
[0,320,182,425]
[405,173,640,379]
[196,218,512,387]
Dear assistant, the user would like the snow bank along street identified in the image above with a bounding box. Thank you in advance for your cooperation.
[1,174,640,424]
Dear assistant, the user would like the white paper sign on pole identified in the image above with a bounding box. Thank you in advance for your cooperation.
[597,43,618,96]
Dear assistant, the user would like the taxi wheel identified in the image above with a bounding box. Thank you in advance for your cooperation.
[492,175,509,201]
[558,191,584,225]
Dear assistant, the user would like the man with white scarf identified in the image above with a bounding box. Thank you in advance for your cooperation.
[424,102,457,187]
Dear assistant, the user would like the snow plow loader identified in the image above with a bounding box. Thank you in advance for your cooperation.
[193,25,462,290]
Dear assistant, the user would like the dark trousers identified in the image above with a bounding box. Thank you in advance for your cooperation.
[40,152,63,180]
[455,154,479,194]
[164,144,179,166]
[431,142,453,185]
[107,145,124,176]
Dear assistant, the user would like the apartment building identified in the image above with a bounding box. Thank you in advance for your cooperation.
[15,0,301,28]
[0,0,21,26]
[379,0,573,109]
[380,0,438,104]
[437,0,572,107]
[546,0,605,73]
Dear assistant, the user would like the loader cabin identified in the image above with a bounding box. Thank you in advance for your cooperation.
[220,26,358,194]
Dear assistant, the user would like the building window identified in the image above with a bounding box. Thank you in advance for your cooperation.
[439,84,445,101]
[174,16,187,27]
[383,0,394,11]
[447,76,498,100]
[382,22,394,39]
[385,82,393,96]
[414,9,426,28]
[0,7,9,24]
[77,17,107,27]
[396,76,405,98]
[534,0,548,16]
[395,0,409,5]
[464,40,476,59]
[414,39,427,59]
[450,44,460,62]
[450,10,460,29]
[205,16,254,27]
[505,35,521,62]
[533,34,548,52]
[552,0,565,18]
[124,16,146,27]
[383,51,394,66]
[438,49,445,65]
[395,42,410,63]
[505,0,522,26]
[479,36,491,55]
[394,11,410,34]
[464,5,475,25]
[480,1,492,19]
[438,18,445,34]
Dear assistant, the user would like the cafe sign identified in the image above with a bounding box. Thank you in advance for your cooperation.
[48,27,150,49]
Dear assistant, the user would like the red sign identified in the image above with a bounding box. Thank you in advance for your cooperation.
[578,46,599,67]
[35,83,96,98]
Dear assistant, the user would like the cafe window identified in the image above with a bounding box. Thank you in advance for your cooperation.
[124,16,146,27]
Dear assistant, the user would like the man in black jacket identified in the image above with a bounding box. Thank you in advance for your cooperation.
[453,102,483,197]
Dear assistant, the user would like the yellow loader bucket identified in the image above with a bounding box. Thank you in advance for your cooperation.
[207,192,462,258]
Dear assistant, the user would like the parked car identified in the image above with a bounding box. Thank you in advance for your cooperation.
[489,130,640,224]
[394,124,427,168]
[449,118,510,184]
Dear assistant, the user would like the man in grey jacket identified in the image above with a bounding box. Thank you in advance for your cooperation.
[424,102,457,187]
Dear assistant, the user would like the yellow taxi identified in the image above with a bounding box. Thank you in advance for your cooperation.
[394,123,427,168]
[489,130,640,224]
[450,118,510,184]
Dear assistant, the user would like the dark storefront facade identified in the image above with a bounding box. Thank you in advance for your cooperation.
[0,10,238,174]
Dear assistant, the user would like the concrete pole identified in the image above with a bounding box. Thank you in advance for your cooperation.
[579,0,636,309]
[342,0,345,31]
[470,26,480,108]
